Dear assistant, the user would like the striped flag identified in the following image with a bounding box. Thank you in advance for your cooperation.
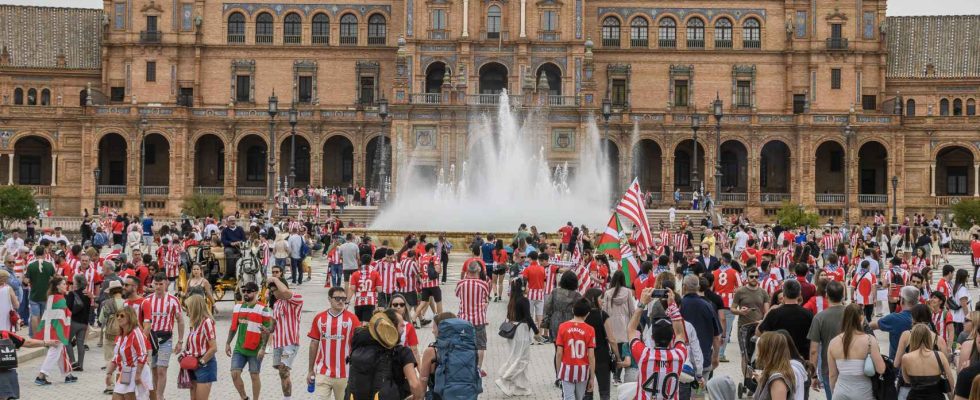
[616,178,653,253]
[620,240,640,288]
[595,214,622,260]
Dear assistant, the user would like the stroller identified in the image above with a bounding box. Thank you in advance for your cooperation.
[736,322,760,398]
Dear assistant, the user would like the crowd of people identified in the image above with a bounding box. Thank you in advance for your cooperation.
[0,207,979,400]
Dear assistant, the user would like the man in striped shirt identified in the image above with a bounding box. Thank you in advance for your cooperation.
[307,286,360,400]
[226,281,272,400]
[398,250,420,322]
[147,272,185,400]
[376,249,404,308]
[269,273,304,400]
[415,244,442,326]
[456,262,490,374]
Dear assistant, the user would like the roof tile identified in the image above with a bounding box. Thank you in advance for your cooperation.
[886,15,980,79]
[0,5,102,70]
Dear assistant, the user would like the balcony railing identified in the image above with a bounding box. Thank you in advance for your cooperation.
[815,193,845,203]
[255,34,273,44]
[284,35,301,44]
[227,34,245,43]
[760,193,791,203]
[687,39,705,49]
[19,185,51,196]
[340,35,357,45]
[410,93,442,105]
[548,95,578,107]
[237,187,267,197]
[630,38,648,48]
[719,193,747,202]
[659,39,676,48]
[312,35,329,45]
[826,38,849,50]
[140,31,162,43]
[743,39,761,49]
[935,195,970,206]
[194,187,225,196]
[140,186,169,195]
[858,194,887,203]
[715,39,733,49]
[97,185,127,195]
[602,37,621,48]
[428,30,448,40]
[468,94,501,105]
[539,31,559,41]
[367,36,386,45]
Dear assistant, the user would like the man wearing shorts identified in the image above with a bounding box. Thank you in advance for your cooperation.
[146,273,185,400]
[415,244,443,326]
[398,250,420,322]
[226,282,272,400]
[456,262,490,375]
[521,251,548,343]
[269,273,304,400]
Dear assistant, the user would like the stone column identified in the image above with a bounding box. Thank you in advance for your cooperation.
[930,163,936,196]
[51,153,57,186]
[975,163,979,197]
[748,156,760,206]
[661,155,672,203]
[520,0,527,38]
[462,0,469,37]
[225,142,237,196]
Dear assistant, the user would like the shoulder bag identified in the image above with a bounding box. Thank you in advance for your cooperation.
[498,320,517,339]
[863,336,877,377]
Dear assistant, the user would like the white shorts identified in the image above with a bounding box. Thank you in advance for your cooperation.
[529,299,544,317]
[273,344,299,369]
[113,364,154,397]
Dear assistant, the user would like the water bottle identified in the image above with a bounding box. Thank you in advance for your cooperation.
[307,376,315,393]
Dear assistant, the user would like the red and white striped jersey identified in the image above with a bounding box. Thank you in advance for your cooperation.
[418,254,440,289]
[820,234,840,253]
[271,293,304,348]
[327,248,342,265]
[712,267,743,308]
[851,270,877,305]
[400,258,419,292]
[376,260,404,295]
[933,310,953,342]
[544,264,559,295]
[556,320,596,383]
[659,230,671,248]
[885,267,911,300]
[159,245,182,278]
[775,249,794,271]
[308,309,360,378]
[521,263,547,301]
[823,265,846,283]
[632,339,689,400]
[761,274,781,296]
[349,269,382,306]
[62,258,80,281]
[80,267,102,301]
[185,318,216,357]
[12,256,25,278]
[455,278,490,326]
[575,262,595,295]
[125,298,151,326]
[113,327,149,368]
[146,293,182,332]
[760,232,774,247]
[804,295,827,314]
[937,278,952,299]
[671,233,689,252]
[909,257,929,274]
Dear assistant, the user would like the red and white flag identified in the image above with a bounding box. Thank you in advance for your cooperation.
[616,178,652,252]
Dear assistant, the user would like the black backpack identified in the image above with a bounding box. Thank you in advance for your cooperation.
[890,268,906,288]
[426,261,440,281]
[871,356,898,400]
[345,328,403,400]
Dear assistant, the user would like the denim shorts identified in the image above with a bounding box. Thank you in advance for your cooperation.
[230,351,262,373]
[273,344,299,369]
[151,337,173,367]
[190,357,218,383]
[29,300,45,318]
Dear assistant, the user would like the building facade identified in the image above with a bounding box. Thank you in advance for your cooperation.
[0,1,977,222]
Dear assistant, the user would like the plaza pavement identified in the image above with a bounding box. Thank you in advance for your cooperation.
[15,253,978,399]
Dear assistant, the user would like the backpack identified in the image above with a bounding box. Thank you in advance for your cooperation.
[426,260,440,281]
[433,318,483,400]
[103,298,122,336]
[300,240,310,259]
[93,232,108,247]
[345,328,403,400]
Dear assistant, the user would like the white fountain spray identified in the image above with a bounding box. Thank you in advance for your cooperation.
[372,91,613,232]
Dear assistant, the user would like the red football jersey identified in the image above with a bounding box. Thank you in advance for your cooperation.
[555,320,595,383]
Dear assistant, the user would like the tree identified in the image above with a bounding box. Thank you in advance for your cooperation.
[181,193,224,219]
[951,198,980,229]
[0,186,37,230]
[774,202,820,228]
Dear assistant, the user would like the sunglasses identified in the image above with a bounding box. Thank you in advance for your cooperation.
[331,297,348,302]
[748,275,759,279]
[390,303,406,308]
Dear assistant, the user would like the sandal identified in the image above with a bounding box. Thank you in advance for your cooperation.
[103,388,114,395]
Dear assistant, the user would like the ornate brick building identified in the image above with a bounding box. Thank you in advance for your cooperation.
[0,1,976,222]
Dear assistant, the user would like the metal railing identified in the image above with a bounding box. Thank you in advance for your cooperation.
[687,39,704,48]
[140,186,169,195]
[658,39,676,48]
[858,194,887,203]
[760,193,791,203]
[548,95,578,107]
[935,195,969,206]
[236,187,267,197]
[140,31,162,43]
[410,93,442,104]
[539,32,559,41]
[815,193,845,203]
[194,187,224,196]
[715,39,733,49]
[367,36,386,45]
[428,30,448,40]
[340,35,357,45]
[312,35,329,45]
[826,38,848,50]
[255,34,273,44]
[630,38,648,47]
[743,39,761,49]
[227,34,245,43]
[602,37,621,48]
[97,185,127,195]
[21,185,51,196]
[284,35,301,44]
[719,193,747,202]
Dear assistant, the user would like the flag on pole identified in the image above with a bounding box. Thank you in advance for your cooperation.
[620,240,640,288]
[616,178,653,253]
[595,214,622,260]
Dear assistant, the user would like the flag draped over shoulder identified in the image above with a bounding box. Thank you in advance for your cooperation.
[35,294,71,345]
[616,178,653,252]
[595,214,622,260]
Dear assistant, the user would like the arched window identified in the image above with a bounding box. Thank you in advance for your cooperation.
[743,18,761,48]
[340,14,358,45]
[283,13,302,44]
[968,99,976,116]
[227,12,245,43]
[602,16,621,47]
[312,14,329,44]
[368,14,386,45]
[27,88,37,105]
[13,88,23,105]
[658,17,676,48]
[940,98,950,116]
[714,18,732,48]
[245,145,266,181]
[686,17,705,48]
[630,17,648,47]
[906,99,916,116]
[255,12,273,43]
[40,89,50,106]
[953,98,963,116]
[486,6,501,39]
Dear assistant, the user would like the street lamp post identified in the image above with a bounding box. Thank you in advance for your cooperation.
[138,115,148,219]
[891,175,899,225]
[377,98,389,205]
[713,94,723,206]
[691,112,700,194]
[267,92,279,214]
[843,125,854,224]
[288,104,298,189]
[93,168,101,214]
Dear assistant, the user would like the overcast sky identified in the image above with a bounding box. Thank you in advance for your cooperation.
[2,0,980,16]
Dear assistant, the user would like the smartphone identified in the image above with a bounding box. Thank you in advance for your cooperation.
[651,289,669,298]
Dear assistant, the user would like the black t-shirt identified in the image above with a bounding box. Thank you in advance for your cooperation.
[702,291,725,311]
[584,309,610,355]
[759,304,814,358]
[677,261,706,278]
[956,363,980,398]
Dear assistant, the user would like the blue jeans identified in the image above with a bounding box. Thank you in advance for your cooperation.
[290,258,302,284]
[28,299,46,336]
[719,309,735,358]
[230,351,262,374]
[17,288,30,330]
[329,263,343,287]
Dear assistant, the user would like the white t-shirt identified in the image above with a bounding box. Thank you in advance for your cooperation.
[790,359,807,400]
[3,238,24,256]
[735,231,749,250]
[953,285,971,323]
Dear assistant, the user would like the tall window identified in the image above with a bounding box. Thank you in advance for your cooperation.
[27,89,36,106]
[368,14,387,45]
[953,98,963,116]
[862,95,876,111]
[906,99,916,116]
[359,76,375,104]
[630,17,648,47]
[541,11,558,31]
[968,99,976,115]
[658,17,676,48]
[146,15,158,32]
[743,18,761,48]
[830,68,841,89]
[245,146,265,181]
[686,17,704,48]
[146,61,156,82]
[611,79,627,107]
[40,89,50,106]
[601,16,620,47]
[312,14,329,44]
[431,9,446,30]
[13,88,23,105]
[674,80,689,107]
[284,13,302,44]
[715,18,732,48]
[236,75,251,102]
[793,94,806,114]
[298,76,313,103]
[487,6,501,39]
[947,167,968,195]
[227,12,245,43]
[736,80,751,107]
[940,98,949,116]
[255,12,273,43]
[340,14,358,45]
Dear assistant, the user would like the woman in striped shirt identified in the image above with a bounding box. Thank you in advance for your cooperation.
[182,294,217,400]
[105,306,153,399]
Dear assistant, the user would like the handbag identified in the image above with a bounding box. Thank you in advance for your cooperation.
[118,365,134,385]
[498,320,518,339]
[863,337,876,377]
[0,336,18,370]
[178,353,200,371]
[932,348,952,392]
[8,310,19,329]
[177,368,192,389]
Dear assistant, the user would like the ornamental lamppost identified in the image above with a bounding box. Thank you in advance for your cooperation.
[377,98,389,204]
[712,94,723,204]
[288,103,298,189]
[690,111,701,193]
[93,167,102,214]
[138,115,148,219]
[891,175,899,225]
[267,91,278,212]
